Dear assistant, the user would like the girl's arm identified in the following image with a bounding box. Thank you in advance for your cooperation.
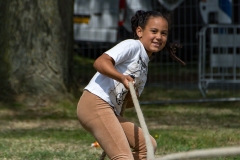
[93,53,134,89]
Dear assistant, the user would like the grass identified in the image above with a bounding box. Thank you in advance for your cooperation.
[0,91,240,160]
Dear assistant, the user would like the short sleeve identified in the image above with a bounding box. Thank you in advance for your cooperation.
[104,40,139,65]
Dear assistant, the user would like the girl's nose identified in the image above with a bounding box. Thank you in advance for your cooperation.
[156,33,162,40]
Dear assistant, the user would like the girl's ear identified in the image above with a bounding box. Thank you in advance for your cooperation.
[136,26,143,38]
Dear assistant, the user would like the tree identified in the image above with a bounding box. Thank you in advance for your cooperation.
[0,0,73,104]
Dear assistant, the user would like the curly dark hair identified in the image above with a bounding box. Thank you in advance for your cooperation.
[131,10,185,65]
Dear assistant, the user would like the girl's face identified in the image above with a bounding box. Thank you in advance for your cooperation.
[137,17,168,57]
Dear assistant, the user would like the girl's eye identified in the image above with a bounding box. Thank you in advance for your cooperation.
[162,32,168,36]
[151,30,157,33]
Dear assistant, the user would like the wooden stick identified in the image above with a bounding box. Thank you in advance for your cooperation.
[156,146,240,160]
[129,82,155,160]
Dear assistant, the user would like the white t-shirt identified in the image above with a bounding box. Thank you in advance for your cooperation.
[85,39,150,115]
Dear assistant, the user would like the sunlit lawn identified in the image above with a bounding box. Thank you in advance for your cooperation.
[1,89,240,160]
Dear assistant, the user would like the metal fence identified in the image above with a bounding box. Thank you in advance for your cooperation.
[198,24,240,97]
[73,0,240,101]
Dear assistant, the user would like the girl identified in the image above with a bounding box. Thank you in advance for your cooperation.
[77,10,185,160]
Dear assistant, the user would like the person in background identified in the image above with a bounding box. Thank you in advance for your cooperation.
[77,10,185,160]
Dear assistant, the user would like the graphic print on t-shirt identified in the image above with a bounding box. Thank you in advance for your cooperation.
[116,89,128,105]
[109,55,148,114]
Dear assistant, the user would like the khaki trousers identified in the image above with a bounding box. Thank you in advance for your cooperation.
[77,90,157,160]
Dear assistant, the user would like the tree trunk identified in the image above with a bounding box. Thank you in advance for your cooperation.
[0,0,73,104]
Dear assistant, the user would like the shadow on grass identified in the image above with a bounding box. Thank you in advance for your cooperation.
[124,102,240,130]
[1,90,240,130]
[0,100,78,120]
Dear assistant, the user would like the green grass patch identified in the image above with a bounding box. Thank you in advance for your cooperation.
[1,97,240,159]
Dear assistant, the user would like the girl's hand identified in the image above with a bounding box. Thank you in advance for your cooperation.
[120,75,134,90]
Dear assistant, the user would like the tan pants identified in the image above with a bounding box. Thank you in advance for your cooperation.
[77,90,157,160]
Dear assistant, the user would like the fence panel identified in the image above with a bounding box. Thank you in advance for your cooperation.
[198,25,240,97]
